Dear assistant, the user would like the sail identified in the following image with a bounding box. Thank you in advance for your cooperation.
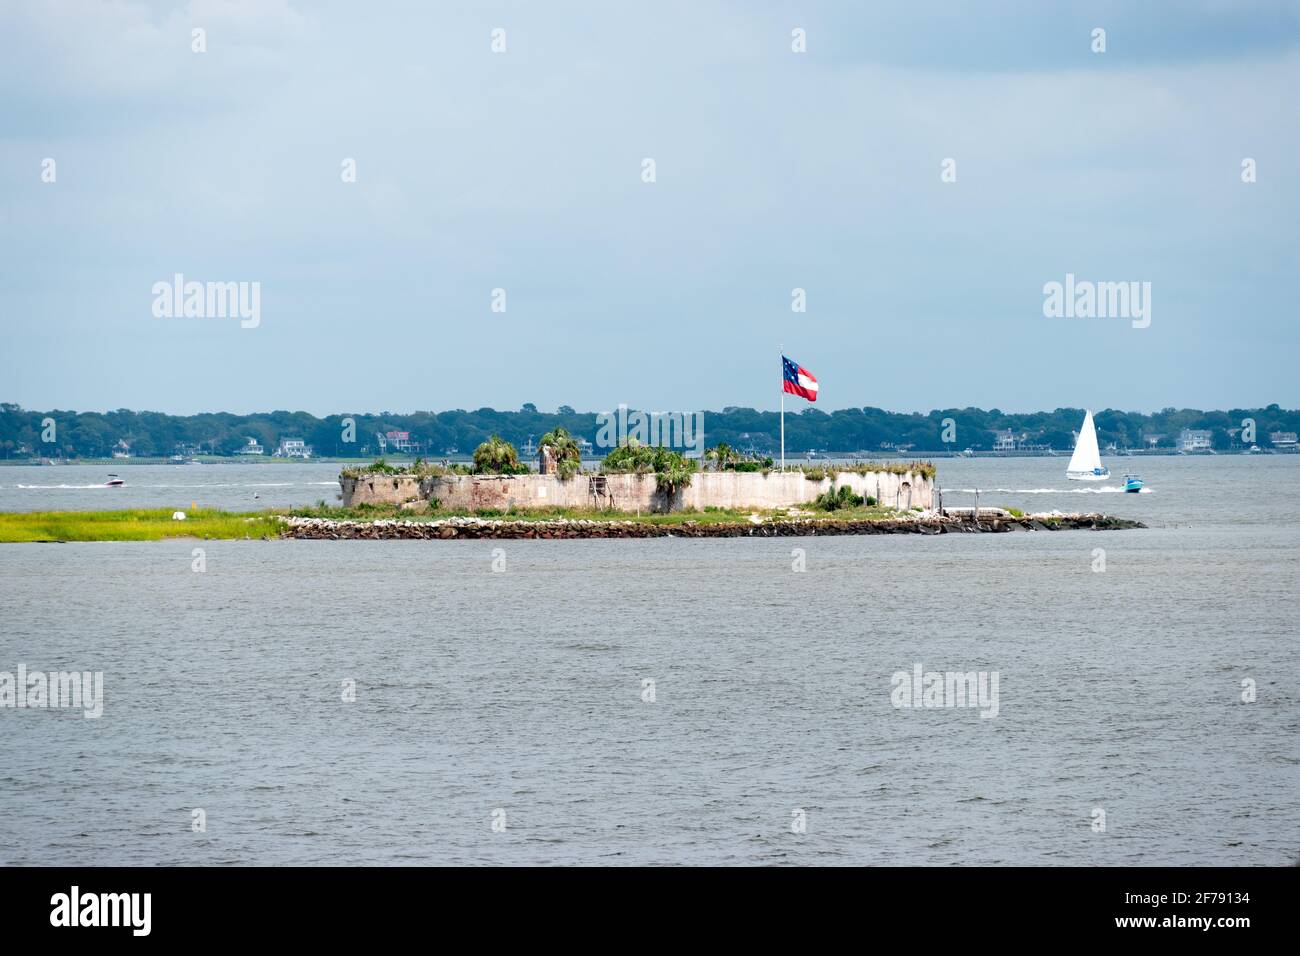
[1067,410,1102,474]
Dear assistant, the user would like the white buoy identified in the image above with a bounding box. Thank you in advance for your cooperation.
[172,511,186,521]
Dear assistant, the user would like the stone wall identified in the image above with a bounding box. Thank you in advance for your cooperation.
[341,469,933,512]
[342,474,424,507]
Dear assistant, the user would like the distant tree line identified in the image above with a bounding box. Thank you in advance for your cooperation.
[1,402,1295,459]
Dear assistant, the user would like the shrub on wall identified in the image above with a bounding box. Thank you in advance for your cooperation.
[539,427,582,479]
[705,443,772,472]
[472,436,530,475]
[600,441,698,493]
[797,461,936,481]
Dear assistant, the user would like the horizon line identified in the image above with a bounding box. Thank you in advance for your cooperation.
[3,401,1295,418]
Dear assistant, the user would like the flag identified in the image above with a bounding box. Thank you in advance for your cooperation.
[782,355,819,402]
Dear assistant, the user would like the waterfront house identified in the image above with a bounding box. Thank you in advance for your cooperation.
[1177,429,1213,452]
[275,438,312,458]
[236,437,265,455]
[992,429,1026,452]
[1269,431,1297,449]
[377,430,418,454]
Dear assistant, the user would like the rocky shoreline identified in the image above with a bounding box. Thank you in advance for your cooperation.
[280,512,1144,540]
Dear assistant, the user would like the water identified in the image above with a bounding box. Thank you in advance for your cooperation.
[0,462,344,513]
[1,457,1297,865]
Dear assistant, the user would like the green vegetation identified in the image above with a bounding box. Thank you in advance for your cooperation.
[1004,506,1025,518]
[340,457,470,479]
[599,441,698,493]
[0,509,282,543]
[539,427,582,479]
[799,461,936,481]
[472,436,530,475]
[4,402,1297,460]
[0,494,921,542]
[813,485,865,511]
[704,443,773,472]
[340,457,400,477]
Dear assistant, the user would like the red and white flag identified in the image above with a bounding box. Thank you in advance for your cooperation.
[782,355,818,402]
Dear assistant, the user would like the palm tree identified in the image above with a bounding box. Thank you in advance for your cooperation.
[705,442,735,471]
[539,426,582,479]
[473,435,525,474]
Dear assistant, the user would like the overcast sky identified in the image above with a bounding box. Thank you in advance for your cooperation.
[1,0,1297,415]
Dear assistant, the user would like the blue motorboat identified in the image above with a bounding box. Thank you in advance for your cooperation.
[1123,474,1143,493]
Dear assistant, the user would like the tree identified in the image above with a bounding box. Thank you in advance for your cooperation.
[704,443,736,470]
[473,436,528,474]
[539,426,581,479]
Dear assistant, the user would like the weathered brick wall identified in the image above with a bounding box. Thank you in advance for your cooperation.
[341,470,933,512]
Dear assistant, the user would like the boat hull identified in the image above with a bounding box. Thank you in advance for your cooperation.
[1067,470,1110,482]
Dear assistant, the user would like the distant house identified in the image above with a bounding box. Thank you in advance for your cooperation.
[236,437,265,455]
[377,430,425,454]
[382,430,414,453]
[1142,433,1164,448]
[112,439,131,459]
[275,438,312,458]
[1177,429,1213,452]
[1269,431,1297,448]
[992,429,1022,452]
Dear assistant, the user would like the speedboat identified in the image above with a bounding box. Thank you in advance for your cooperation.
[106,475,125,487]
[1066,410,1110,481]
[1123,474,1143,493]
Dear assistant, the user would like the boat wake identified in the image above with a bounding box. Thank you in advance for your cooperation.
[16,484,116,490]
[15,481,336,490]
[941,486,1152,494]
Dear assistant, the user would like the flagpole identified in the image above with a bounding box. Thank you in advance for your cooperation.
[779,345,785,472]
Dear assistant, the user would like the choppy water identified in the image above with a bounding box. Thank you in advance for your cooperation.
[1,457,1297,865]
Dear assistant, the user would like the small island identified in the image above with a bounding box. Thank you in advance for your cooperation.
[0,435,1143,541]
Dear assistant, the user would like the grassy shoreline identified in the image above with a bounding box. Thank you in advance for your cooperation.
[0,503,908,542]
[0,509,282,542]
[0,504,1142,542]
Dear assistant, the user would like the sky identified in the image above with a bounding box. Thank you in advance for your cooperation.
[1,0,1297,416]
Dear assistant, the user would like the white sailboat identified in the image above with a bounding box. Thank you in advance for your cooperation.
[1066,410,1110,481]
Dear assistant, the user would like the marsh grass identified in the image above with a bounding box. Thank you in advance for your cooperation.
[0,509,282,543]
[0,499,915,542]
